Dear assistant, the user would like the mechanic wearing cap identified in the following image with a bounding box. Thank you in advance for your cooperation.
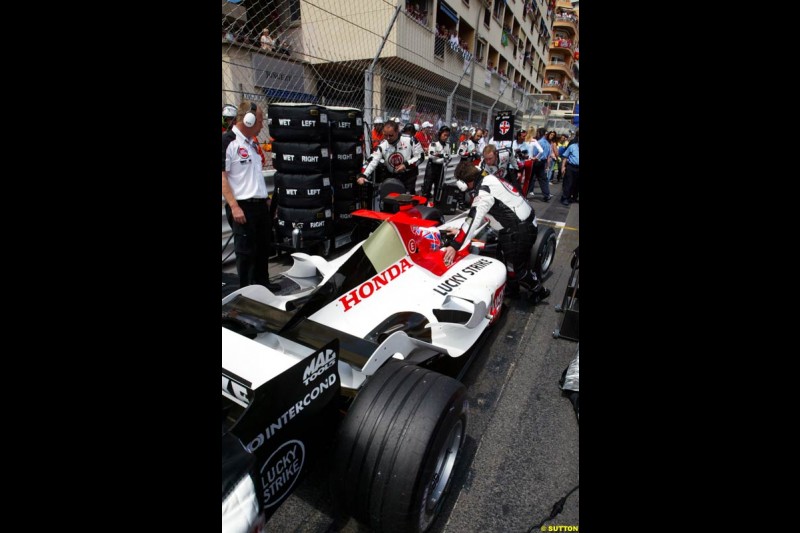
[358,120,424,195]
[222,104,237,133]
[421,125,452,204]
[222,101,280,292]
[441,160,550,304]
[415,121,434,151]
[371,116,385,151]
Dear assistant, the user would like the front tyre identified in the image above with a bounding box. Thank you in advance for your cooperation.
[330,361,468,533]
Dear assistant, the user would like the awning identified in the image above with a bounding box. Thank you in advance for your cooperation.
[263,88,318,102]
[439,2,458,23]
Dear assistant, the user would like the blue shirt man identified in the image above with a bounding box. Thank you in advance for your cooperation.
[527,127,552,201]
[560,138,579,205]
[562,143,579,166]
[530,129,550,162]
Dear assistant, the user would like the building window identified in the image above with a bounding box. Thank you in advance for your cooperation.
[288,0,301,22]
[493,0,503,20]
[476,39,487,62]
[406,1,430,25]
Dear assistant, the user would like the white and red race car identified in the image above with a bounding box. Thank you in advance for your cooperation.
[222,196,555,532]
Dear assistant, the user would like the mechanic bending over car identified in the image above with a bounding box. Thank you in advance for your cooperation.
[441,160,551,304]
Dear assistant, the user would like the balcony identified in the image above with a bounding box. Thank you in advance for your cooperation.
[546,60,572,77]
[550,38,575,53]
[222,0,246,21]
[396,11,436,65]
[553,14,577,35]
[541,78,570,99]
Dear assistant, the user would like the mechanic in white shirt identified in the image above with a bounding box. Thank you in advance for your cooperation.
[221,101,280,291]
[441,160,550,304]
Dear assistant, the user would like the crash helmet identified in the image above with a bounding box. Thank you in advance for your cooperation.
[451,122,458,129]
[373,116,384,125]
[422,121,433,129]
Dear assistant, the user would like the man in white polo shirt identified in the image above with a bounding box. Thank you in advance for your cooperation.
[221,101,280,291]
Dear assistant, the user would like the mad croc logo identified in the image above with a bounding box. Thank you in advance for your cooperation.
[302,349,336,386]
[338,258,414,311]
[238,146,249,158]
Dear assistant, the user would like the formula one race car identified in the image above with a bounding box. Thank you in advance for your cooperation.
[222,195,553,532]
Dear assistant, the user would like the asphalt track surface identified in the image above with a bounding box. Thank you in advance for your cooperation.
[224,160,580,532]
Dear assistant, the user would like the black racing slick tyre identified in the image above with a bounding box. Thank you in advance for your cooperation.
[331,361,468,533]
[531,226,557,277]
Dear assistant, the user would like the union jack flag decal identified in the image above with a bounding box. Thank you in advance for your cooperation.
[424,230,441,251]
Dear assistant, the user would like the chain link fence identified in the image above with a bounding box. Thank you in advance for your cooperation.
[222,0,554,160]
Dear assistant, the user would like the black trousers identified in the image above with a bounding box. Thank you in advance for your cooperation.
[563,164,579,201]
[531,160,551,197]
[497,217,538,287]
[422,161,444,200]
[400,168,418,195]
[226,201,272,287]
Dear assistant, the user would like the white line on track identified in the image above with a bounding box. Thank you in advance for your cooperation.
[537,218,566,247]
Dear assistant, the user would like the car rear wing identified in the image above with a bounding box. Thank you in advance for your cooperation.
[222,337,340,520]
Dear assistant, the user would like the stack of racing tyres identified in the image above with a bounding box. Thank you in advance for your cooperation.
[269,103,365,257]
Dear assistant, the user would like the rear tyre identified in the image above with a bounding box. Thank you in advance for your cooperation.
[331,361,467,533]
[532,226,557,277]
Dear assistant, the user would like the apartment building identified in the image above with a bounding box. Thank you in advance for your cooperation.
[542,0,578,102]
[222,0,556,130]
